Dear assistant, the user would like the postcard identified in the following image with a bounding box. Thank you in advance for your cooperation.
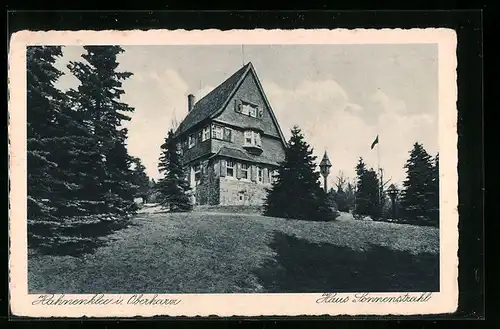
[9,28,458,317]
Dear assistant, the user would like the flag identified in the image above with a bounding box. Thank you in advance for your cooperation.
[371,135,379,150]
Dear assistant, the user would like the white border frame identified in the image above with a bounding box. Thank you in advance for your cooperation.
[8,28,458,317]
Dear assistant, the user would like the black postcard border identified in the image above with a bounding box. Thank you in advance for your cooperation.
[5,8,485,325]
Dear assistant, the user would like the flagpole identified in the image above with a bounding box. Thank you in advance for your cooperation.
[377,136,381,207]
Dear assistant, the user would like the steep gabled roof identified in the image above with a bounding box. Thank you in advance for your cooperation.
[175,62,288,147]
[175,63,251,136]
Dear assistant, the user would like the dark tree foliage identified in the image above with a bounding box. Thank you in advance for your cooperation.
[354,158,381,219]
[428,153,440,225]
[263,126,335,221]
[400,143,439,226]
[131,156,151,202]
[67,46,137,215]
[157,129,193,212]
[26,46,66,222]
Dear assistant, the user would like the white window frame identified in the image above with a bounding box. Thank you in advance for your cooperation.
[244,131,253,145]
[271,169,279,183]
[249,106,257,118]
[257,166,263,183]
[244,130,262,147]
[255,132,262,147]
[226,159,235,177]
[239,101,260,119]
[241,103,251,116]
[202,126,210,141]
[194,164,201,183]
[241,163,249,180]
[188,134,195,148]
[212,124,224,140]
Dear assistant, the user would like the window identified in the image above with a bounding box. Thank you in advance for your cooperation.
[176,142,183,155]
[194,164,201,182]
[270,169,279,183]
[188,134,195,148]
[241,103,250,116]
[244,131,253,145]
[257,167,263,183]
[223,128,232,142]
[237,100,261,119]
[212,124,224,140]
[226,160,235,177]
[202,126,210,141]
[249,106,257,118]
[244,130,262,147]
[255,132,262,147]
[241,163,249,180]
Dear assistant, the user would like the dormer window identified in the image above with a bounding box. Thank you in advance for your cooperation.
[243,130,263,155]
[244,130,262,147]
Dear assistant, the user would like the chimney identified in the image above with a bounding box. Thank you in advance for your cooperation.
[188,94,195,112]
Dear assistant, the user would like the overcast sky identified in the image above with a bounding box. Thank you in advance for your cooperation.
[54,44,438,188]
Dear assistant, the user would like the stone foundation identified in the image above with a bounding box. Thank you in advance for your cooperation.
[218,178,270,206]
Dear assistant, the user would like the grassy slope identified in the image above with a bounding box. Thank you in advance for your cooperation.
[28,212,439,294]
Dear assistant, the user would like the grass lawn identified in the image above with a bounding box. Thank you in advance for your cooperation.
[28,211,439,294]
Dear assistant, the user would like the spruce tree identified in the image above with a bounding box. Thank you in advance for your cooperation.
[428,153,440,226]
[354,158,381,219]
[131,156,151,202]
[26,46,65,223]
[400,142,435,225]
[263,125,334,221]
[67,46,136,216]
[157,129,193,212]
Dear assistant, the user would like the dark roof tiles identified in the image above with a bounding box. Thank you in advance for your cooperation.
[211,146,280,166]
[175,63,252,136]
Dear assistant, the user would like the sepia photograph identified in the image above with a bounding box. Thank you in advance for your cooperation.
[9,29,458,317]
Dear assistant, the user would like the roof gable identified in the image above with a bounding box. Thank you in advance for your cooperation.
[175,62,288,147]
[175,63,251,136]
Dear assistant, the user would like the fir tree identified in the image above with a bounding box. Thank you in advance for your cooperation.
[157,129,193,212]
[428,153,440,226]
[400,142,436,225]
[131,156,151,202]
[67,46,136,215]
[354,158,381,219]
[26,46,65,222]
[263,126,334,221]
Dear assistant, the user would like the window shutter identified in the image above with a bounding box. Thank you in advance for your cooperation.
[236,163,242,179]
[220,159,227,177]
[235,99,243,112]
[258,108,264,118]
[250,165,257,182]
[263,168,269,184]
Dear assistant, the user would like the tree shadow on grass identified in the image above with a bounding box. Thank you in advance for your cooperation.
[29,220,139,257]
[254,231,439,293]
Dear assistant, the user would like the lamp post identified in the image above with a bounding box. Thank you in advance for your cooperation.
[319,151,332,193]
[387,184,399,220]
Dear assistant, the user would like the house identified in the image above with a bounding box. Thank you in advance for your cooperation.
[173,62,287,206]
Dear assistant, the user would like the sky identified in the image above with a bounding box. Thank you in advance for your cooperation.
[54,44,438,188]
